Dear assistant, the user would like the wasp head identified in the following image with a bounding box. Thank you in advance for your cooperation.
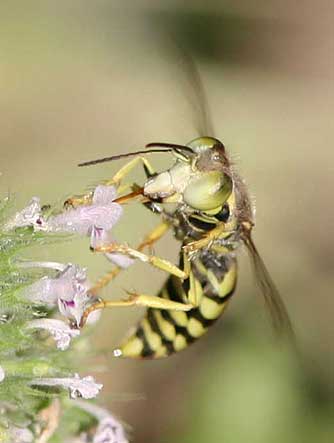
[144,137,233,212]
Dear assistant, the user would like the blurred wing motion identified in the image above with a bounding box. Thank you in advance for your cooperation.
[242,229,294,339]
[178,49,215,137]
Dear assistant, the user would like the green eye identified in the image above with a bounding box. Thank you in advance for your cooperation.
[187,136,223,152]
[183,171,232,211]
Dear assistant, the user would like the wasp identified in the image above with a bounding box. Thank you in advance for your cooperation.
[72,61,293,359]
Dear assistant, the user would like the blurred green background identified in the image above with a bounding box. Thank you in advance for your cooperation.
[1,1,333,442]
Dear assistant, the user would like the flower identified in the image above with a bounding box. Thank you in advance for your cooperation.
[30,374,103,399]
[4,186,134,270]
[3,197,47,231]
[26,318,80,350]
[75,401,129,443]
[20,262,93,326]
[48,186,123,235]
[49,185,133,269]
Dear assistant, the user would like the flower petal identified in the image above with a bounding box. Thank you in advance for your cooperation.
[90,225,113,250]
[21,276,56,306]
[58,292,91,326]
[20,263,90,308]
[30,374,103,399]
[27,319,80,350]
[20,263,93,325]
[3,197,47,231]
[92,185,118,205]
[105,252,134,269]
[48,204,123,235]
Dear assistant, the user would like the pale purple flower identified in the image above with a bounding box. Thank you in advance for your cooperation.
[30,374,103,399]
[3,197,47,231]
[50,185,133,269]
[58,291,91,327]
[0,365,5,382]
[26,319,80,350]
[48,186,123,235]
[20,262,92,325]
[75,401,128,443]
[6,186,133,271]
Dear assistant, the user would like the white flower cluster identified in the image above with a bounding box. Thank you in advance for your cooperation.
[0,185,130,442]
[3,185,135,352]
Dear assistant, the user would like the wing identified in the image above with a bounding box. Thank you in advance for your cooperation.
[242,229,294,340]
[177,48,215,137]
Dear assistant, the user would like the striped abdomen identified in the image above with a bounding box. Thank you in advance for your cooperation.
[115,252,237,359]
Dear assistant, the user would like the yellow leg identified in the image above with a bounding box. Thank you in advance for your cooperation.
[90,221,171,294]
[94,243,188,279]
[105,156,155,186]
[80,291,193,327]
[182,222,232,254]
[64,192,94,208]
[65,156,155,207]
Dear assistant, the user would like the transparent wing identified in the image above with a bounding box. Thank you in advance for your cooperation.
[177,49,215,137]
[242,230,294,339]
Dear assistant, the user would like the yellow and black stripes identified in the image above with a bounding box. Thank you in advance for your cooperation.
[116,255,237,359]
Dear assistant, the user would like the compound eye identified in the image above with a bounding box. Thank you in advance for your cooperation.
[183,171,232,211]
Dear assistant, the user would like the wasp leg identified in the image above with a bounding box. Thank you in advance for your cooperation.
[94,243,188,280]
[182,222,232,254]
[90,221,171,294]
[106,155,155,185]
[64,156,155,207]
[80,291,193,327]
[64,192,94,208]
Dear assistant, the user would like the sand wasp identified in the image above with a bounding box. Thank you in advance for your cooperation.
[71,61,293,359]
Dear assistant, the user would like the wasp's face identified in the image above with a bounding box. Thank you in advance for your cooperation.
[187,137,229,173]
[144,136,233,212]
[182,137,232,211]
